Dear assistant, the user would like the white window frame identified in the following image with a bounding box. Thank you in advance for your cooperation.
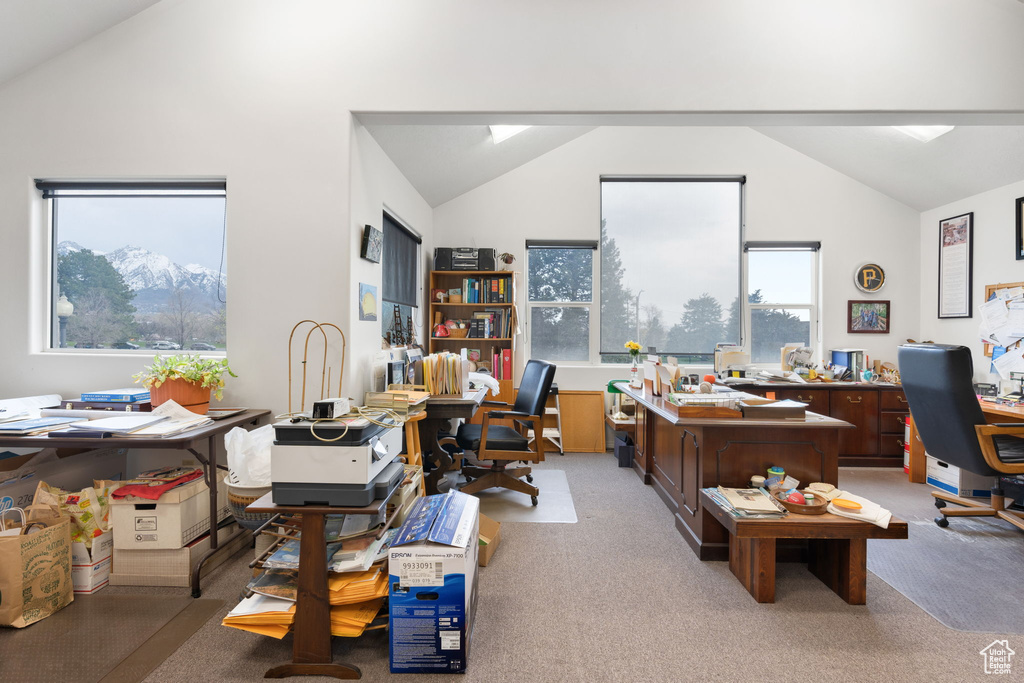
[525,243,598,365]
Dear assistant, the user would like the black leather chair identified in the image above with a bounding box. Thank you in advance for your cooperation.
[898,343,1024,531]
[456,359,556,506]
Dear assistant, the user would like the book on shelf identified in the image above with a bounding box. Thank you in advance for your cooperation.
[79,388,151,402]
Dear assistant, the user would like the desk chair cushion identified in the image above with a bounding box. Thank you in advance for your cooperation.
[994,434,1024,463]
[456,424,528,452]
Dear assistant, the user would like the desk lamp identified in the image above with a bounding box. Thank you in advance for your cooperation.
[607,380,629,420]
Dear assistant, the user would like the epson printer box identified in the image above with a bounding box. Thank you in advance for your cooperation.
[389,491,479,673]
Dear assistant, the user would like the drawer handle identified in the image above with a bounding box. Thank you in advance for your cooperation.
[896,439,904,448]
[846,396,863,404]
[896,416,905,425]
[897,395,908,403]
[797,395,812,402]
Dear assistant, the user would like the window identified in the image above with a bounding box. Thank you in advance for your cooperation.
[381,212,421,346]
[744,242,820,364]
[38,180,227,351]
[526,240,597,362]
[601,177,743,363]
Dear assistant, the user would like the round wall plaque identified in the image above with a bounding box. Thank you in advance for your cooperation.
[854,263,885,292]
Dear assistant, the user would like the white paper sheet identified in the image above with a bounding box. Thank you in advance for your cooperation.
[992,345,1024,380]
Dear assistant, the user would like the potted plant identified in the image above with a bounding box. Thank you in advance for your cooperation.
[133,354,236,414]
[498,252,516,270]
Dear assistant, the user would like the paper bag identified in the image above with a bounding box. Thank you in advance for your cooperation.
[32,481,110,548]
[0,515,74,628]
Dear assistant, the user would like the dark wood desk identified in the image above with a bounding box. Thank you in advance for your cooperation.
[247,489,400,680]
[700,490,909,604]
[419,388,487,495]
[0,408,270,597]
[617,382,851,560]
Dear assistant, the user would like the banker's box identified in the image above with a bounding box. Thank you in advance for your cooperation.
[110,476,229,549]
[926,455,993,499]
[0,448,127,512]
[389,492,479,674]
[71,528,113,594]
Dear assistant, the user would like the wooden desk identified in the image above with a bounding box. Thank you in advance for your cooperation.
[0,409,270,597]
[248,490,398,680]
[907,399,1024,483]
[700,490,908,604]
[617,383,851,560]
[419,388,487,495]
[604,413,636,442]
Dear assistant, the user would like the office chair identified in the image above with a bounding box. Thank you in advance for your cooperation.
[456,359,556,506]
[898,343,1024,531]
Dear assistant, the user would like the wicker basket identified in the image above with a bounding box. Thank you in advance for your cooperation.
[223,474,273,531]
[449,327,469,338]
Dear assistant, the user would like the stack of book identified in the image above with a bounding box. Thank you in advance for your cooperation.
[704,486,787,519]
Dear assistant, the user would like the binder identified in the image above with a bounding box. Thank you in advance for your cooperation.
[502,349,512,380]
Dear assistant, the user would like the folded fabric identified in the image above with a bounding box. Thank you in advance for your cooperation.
[468,372,501,396]
[827,491,892,529]
[110,469,204,500]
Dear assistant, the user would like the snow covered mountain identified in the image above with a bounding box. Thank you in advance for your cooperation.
[57,241,226,313]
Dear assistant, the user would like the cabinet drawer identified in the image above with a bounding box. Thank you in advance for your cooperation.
[830,390,879,455]
[879,432,905,456]
[880,411,909,434]
[772,389,829,416]
[880,390,909,411]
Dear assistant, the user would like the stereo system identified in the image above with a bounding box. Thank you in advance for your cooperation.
[433,247,496,271]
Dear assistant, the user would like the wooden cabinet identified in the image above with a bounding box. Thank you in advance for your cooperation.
[771,387,829,416]
[634,404,650,482]
[829,389,879,457]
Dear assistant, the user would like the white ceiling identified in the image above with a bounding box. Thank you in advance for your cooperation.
[3,1,1024,213]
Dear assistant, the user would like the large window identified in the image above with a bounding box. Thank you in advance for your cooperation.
[381,212,421,346]
[601,177,743,363]
[527,240,596,362]
[38,180,227,351]
[745,242,820,364]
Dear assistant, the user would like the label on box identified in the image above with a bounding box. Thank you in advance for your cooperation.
[396,559,444,587]
[440,631,461,650]
[134,533,158,542]
[135,516,157,531]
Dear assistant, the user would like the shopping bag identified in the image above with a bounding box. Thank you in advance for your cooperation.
[0,511,74,628]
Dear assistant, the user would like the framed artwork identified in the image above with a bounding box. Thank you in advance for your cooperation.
[1016,197,1024,260]
[848,300,890,334]
[938,212,973,319]
[358,282,377,321]
[360,224,383,263]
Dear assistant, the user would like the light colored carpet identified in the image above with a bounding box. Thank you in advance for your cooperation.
[840,467,1024,634]
[461,469,577,523]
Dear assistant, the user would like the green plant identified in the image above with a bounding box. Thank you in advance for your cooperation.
[133,354,236,400]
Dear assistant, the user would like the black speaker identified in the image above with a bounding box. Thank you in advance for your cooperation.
[477,248,495,271]
[434,247,453,270]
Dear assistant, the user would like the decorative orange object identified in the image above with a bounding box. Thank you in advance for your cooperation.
[703,374,717,385]
[832,498,862,511]
[433,323,450,337]
[148,378,211,414]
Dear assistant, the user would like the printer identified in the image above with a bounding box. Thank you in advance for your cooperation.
[270,417,405,507]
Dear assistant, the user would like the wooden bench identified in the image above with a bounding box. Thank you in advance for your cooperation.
[700,490,908,604]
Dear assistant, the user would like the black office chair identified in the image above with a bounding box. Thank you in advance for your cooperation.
[898,343,1024,531]
[456,359,556,506]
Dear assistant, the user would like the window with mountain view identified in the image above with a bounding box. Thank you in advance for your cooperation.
[39,181,228,352]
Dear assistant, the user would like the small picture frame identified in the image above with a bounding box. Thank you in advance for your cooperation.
[361,224,383,263]
[848,300,890,334]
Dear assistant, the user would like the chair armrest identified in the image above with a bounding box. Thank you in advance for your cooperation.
[974,424,1024,474]
[488,410,531,419]
[482,400,512,407]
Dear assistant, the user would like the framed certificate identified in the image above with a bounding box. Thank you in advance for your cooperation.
[938,212,973,319]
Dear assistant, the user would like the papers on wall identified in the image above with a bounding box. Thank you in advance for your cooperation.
[981,288,1024,378]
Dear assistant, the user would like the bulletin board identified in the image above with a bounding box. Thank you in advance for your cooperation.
[983,281,1024,357]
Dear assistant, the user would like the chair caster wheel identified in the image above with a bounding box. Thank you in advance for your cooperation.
[531,496,538,506]
[934,499,947,509]
[526,474,533,483]
[935,516,949,528]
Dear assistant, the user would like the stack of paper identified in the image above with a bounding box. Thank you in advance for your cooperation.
[0,417,78,435]
[248,567,388,605]
[423,352,463,395]
[222,593,296,639]
[330,598,385,637]
[125,400,213,437]
[68,414,167,434]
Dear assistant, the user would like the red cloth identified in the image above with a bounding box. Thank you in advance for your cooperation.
[111,469,204,500]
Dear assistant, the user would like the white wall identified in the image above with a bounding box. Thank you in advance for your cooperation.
[433,127,921,389]
[919,179,1024,383]
[0,0,1021,410]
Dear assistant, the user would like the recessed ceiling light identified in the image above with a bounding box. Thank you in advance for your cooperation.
[893,125,955,143]
[489,125,531,144]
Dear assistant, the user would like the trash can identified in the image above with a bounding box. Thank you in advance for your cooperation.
[614,431,634,467]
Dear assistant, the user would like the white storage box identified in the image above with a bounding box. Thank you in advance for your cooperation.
[110,476,229,550]
[926,455,994,499]
[109,523,245,587]
[389,491,479,674]
[71,529,113,594]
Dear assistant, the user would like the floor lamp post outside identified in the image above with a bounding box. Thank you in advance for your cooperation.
[56,294,73,348]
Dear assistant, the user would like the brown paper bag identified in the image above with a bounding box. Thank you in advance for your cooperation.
[0,515,74,628]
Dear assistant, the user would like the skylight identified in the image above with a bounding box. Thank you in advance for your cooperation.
[489,125,531,144]
[893,125,955,143]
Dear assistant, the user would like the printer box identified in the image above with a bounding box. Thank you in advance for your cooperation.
[71,528,113,594]
[926,455,993,499]
[389,492,480,674]
[110,476,229,549]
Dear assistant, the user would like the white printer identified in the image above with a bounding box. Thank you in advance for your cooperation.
[270,417,405,506]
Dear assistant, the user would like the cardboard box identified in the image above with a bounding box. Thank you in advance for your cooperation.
[110,476,230,550]
[109,522,245,587]
[926,455,994,499]
[477,513,501,567]
[390,465,423,528]
[0,448,127,512]
[389,491,479,674]
[71,528,113,594]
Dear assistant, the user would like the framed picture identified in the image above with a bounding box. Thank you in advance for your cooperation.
[848,300,890,334]
[360,224,383,263]
[358,282,377,321]
[938,212,973,319]
[1016,197,1024,260]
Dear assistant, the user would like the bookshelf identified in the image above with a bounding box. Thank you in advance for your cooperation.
[429,270,517,404]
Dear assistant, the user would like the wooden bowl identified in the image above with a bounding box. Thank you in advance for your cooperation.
[773,489,829,515]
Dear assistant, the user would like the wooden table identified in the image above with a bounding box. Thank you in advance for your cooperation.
[604,413,636,441]
[247,489,401,680]
[700,490,908,604]
[419,388,487,495]
[0,408,270,597]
